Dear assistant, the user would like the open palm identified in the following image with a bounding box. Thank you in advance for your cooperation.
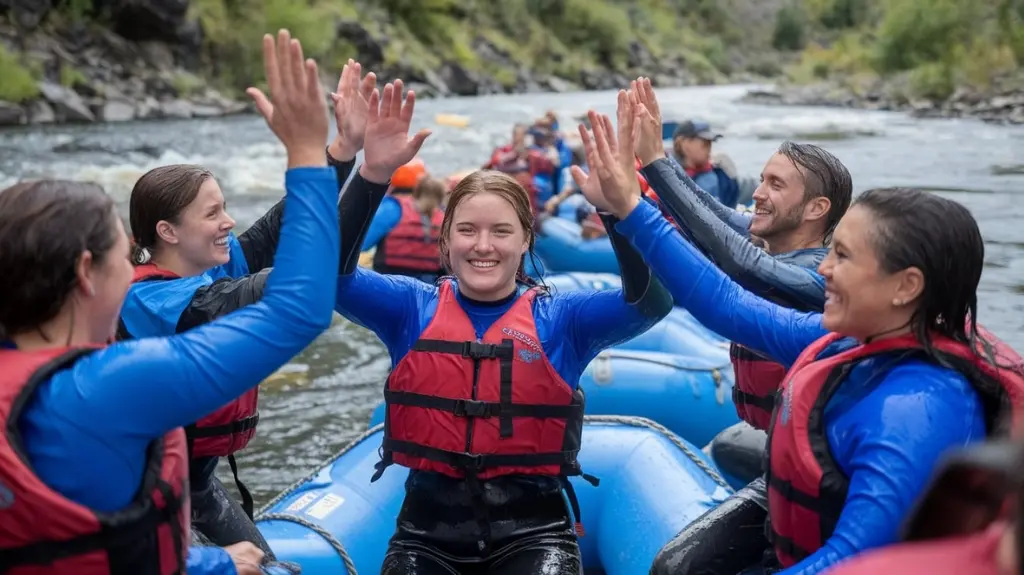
[363,79,431,183]
[332,59,376,152]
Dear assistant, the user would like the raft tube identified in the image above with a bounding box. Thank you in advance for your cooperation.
[535,217,618,274]
[256,417,733,575]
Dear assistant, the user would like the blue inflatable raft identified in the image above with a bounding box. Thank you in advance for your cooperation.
[534,217,618,274]
[256,417,733,575]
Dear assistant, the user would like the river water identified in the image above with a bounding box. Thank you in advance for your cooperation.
[1,84,1022,505]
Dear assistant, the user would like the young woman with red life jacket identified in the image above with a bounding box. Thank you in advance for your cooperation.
[331,93,671,574]
[115,57,377,556]
[0,30,340,575]
[576,92,1024,575]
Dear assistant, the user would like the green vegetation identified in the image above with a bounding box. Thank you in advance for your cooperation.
[774,0,1024,100]
[182,0,754,94]
[0,45,40,103]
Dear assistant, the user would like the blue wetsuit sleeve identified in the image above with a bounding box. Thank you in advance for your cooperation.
[335,267,433,361]
[186,546,236,575]
[360,196,401,251]
[643,158,827,311]
[58,167,339,436]
[663,156,752,235]
[616,199,826,367]
[778,362,986,575]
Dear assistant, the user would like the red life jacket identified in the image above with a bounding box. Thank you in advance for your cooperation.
[0,347,190,574]
[729,345,786,430]
[766,328,1024,567]
[371,280,595,533]
[373,195,444,275]
[125,264,260,460]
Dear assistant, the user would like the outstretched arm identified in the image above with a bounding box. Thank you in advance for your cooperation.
[643,158,827,311]
[616,199,824,366]
[64,166,340,436]
[661,155,752,235]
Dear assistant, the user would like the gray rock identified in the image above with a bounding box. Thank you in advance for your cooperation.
[159,98,192,119]
[27,99,55,123]
[135,96,159,119]
[439,62,480,96]
[189,104,222,118]
[545,76,580,93]
[0,101,26,126]
[101,99,135,122]
[37,81,95,122]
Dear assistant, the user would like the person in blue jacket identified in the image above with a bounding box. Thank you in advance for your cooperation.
[0,30,339,575]
[666,119,740,207]
[363,176,447,283]
[575,93,1024,575]
[334,93,671,574]
[116,58,377,557]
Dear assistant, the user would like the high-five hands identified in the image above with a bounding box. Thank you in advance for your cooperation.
[571,90,646,220]
[630,77,666,167]
[329,59,377,161]
[246,30,329,169]
[360,79,432,184]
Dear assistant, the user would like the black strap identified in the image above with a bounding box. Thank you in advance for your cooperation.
[412,339,513,360]
[227,454,255,521]
[156,479,186,573]
[384,438,575,470]
[0,479,184,568]
[185,412,260,440]
[767,474,824,513]
[383,390,578,419]
[498,338,514,438]
[733,388,777,412]
[767,527,812,563]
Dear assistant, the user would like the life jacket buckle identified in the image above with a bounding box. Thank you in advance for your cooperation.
[462,341,497,359]
[453,399,494,418]
[463,453,487,471]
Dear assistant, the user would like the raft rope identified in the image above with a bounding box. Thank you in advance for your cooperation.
[257,512,358,575]
[253,414,732,573]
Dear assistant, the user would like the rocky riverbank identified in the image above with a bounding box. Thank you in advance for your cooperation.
[741,74,1024,125]
[0,0,771,127]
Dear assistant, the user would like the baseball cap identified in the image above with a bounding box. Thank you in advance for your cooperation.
[673,120,722,142]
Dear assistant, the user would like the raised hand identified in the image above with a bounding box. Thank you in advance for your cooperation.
[632,77,665,167]
[569,122,607,213]
[329,59,377,161]
[573,94,643,220]
[360,80,432,184]
[246,30,329,168]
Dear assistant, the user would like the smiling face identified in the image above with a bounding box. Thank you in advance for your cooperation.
[446,191,528,301]
[750,153,810,241]
[817,204,922,340]
[158,178,236,271]
[440,171,534,302]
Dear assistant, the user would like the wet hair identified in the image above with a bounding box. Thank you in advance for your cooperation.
[854,185,1024,429]
[0,180,119,339]
[412,176,447,204]
[777,141,853,243]
[856,188,982,349]
[438,170,543,287]
[128,164,213,265]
